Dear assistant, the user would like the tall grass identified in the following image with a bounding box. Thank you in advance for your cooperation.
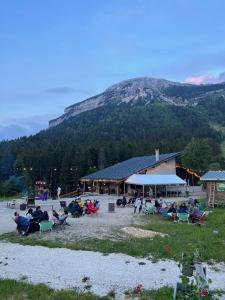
[0,279,110,300]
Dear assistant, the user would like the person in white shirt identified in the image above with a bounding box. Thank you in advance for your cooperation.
[57,186,61,199]
[26,208,33,221]
[134,198,141,213]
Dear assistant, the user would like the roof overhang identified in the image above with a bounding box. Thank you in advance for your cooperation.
[80,178,122,183]
[200,178,225,181]
[125,174,186,186]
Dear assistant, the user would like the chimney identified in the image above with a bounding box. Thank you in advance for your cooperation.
[155,149,159,162]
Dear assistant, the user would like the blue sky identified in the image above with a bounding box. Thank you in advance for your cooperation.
[1,0,225,140]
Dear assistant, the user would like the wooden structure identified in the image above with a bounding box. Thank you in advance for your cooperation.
[201,171,225,207]
[81,151,180,195]
[81,151,194,196]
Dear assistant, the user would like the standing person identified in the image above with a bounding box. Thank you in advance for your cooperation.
[57,186,61,199]
[122,196,127,207]
[134,198,141,213]
[139,198,143,213]
[43,186,48,201]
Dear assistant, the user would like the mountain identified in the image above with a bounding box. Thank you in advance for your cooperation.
[1,76,225,194]
[49,77,225,127]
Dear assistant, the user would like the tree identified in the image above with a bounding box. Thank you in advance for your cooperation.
[181,138,211,172]
[98,148,106,170]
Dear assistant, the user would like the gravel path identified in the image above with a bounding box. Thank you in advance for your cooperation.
[1,242,225,299]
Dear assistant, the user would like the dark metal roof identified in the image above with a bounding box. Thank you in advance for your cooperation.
[82,152,180,181]
[201,171,225,181]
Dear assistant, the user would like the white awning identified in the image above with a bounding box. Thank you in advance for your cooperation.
[125,174,186,185]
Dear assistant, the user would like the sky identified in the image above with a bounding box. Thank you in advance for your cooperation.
[1,0,225,140]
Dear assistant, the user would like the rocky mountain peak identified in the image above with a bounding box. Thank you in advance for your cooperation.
[49,77,225,128]
[106,77,174,92]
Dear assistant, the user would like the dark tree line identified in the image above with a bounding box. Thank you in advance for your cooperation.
[0,101,224,196]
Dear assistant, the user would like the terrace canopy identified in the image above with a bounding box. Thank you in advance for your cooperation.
[125,174,186,185]
[125,174,186,198]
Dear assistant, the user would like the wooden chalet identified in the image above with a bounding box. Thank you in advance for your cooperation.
[81,150,199,196]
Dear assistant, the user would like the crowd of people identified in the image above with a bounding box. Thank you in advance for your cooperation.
[64,199,100,217]
[13,206,69,236]
[117,195,207,223]
[145,197,207,223]
[13,197,101,235]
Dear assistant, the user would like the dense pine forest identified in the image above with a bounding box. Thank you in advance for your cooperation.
[1,94,225,196]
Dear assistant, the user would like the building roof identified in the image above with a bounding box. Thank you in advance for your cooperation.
[81,152,180,181]
[200,171,225,181]
[125,174,186,185]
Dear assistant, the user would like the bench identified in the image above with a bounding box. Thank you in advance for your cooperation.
[7,200,16,208]
[39,220,53,233]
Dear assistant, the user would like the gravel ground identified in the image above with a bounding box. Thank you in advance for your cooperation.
[0,242,225,300]
[0,195,149,240]
[0,195,185,240]
[0,241,181,298]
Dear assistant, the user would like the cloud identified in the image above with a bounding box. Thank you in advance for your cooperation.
[45,86,75,94]
[184,71,225,85]
[45,86,93,95]
[0,115,53,141]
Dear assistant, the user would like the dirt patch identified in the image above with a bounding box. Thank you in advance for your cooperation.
[121,226,166,238]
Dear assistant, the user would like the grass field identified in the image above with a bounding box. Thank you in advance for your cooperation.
[1,206,225,262]
[0,279,173,300]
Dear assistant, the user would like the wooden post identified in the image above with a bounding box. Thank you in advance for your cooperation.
[143,185,144,197]
[166,185,167,198]
[155,185,156,199]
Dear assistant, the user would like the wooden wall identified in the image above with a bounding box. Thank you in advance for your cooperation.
[206,182,225,205]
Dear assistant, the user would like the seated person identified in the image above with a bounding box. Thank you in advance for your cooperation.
[188,197,199,206]
[189,204,203,222]
[167,202,177,220]
[26,208,33,221]
[51,210,60,224]
[94,200,100,209]
[70,200,83,216]
[59,210,69,224]
[145,200,154,208]
[159,197,164,205]
[154,199,161,213]
[53,210,59,219]
[13,212,29,235]
[32,206,43,222]
[87,201,97,214]
[127,197,135,205]
[78,199,84,208]
[145,197,152,206]
[178,203,188,213]
[27,218,40,233]
[116,198,122,206]
[83,200,88,214]
[39,211,49,222]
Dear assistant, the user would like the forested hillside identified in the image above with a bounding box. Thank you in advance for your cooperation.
[0,98,224,195]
